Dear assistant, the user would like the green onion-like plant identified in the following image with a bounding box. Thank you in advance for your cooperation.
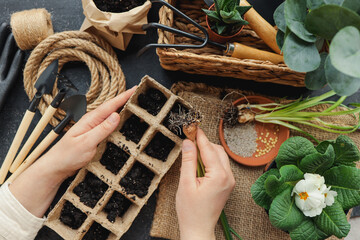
[203,0,251,36]
[223,90,360,143]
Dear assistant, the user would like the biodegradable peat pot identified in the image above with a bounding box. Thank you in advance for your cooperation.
[219,96,289,167]
[205,4,245,44]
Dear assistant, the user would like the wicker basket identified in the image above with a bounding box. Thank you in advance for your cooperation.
[157,0,306,87]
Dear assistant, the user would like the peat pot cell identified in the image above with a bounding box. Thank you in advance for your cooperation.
[145,132,175,161]
[163,102,189,139]
[104,191,132,223]
[73,172,108,208]
[120,162,155,198]
[83,221,110,240]
[93,0,146,13]
[138,87,167,116]
[100,142,129,175]
[59,201,87,230]
[120,115,148,144]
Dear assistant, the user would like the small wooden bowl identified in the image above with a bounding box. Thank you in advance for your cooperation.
[219,96,290,167]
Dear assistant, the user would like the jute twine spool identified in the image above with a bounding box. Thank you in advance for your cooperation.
[24,31,126,128]
[10,8,54,50]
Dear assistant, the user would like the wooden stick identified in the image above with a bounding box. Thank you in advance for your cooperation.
[6,130,59,183]
[9,105,57,173]
[0,110,35,184]
[227,42,284,64]
[240,0,281,54]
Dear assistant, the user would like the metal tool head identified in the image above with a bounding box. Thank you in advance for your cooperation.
[60,94,87,122]
[57,74,78,96]
[34,59,58,95]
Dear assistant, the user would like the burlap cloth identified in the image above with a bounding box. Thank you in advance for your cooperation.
[150,82,360,240]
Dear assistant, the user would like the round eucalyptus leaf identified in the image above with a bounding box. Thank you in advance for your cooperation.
[330,26,360,78]
[284,0,317,43]
[324,0,344,5]
[305,52,328,90]
[307,0,325,9]
[274,2,286,32]
[283,32,321,72]
[315,37,325,51]
[342,0,360,13]
[325,56,360,96]
[305,5,360,40]
[276,30,285,51]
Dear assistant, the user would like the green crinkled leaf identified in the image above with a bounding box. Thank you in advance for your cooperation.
[290,219,329,240]
[307,0,325,9]
[330,26,360,78]
[305,5,360,40]
[332,135,360,166]
[283,32,321,72]
[269,188,305,231]
[276,30,285,51]
[342,0,360,13]
[323,165,360,210]
[316,140,335,154]
[305,52,328,90]
[274,2,286,32]
[265,165,304,198]
[325,55,360,96]
[276,137,317,168]
[284,0,317,42]
[251,169,279,210]
[314,200,351,238]
[299,144,335,174]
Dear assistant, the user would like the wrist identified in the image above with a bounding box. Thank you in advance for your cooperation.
[180,227,216,240]
[36,156,69,185]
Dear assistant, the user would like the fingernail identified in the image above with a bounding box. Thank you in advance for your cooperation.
[107,113,119,124]
[182,140,194,152]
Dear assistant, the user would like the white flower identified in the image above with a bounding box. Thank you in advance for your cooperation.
[304,173,325,188]
[321,186,338,206]
[292,178,326,217]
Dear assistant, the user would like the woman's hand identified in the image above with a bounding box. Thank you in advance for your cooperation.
[176,129,235,240]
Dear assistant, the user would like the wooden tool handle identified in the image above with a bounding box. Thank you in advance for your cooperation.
[241,0,281,54]
[0,110,35,184]
[7,130,59,183]
[9,105,57,173]
[225,42,284,64]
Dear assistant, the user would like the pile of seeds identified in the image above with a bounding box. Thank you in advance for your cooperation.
[255,126,279,157]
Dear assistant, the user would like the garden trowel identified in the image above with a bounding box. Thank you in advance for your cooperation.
[0,60,58,184]
[7,94,87,183]
[9,74,78,173]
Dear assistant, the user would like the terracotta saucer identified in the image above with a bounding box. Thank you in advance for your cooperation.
[219,96,290,167]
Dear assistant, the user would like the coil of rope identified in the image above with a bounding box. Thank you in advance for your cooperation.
[23,31,126,128]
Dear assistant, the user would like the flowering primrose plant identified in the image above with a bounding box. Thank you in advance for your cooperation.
[251,135,360,240]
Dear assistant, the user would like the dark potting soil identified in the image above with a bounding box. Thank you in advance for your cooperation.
[145,132,175,161]
[120,162,154,198]
[100,142,129,175]
[93,0,146,13]
[73,172,108,208]
[163,103,189,139]
[138,88,167,116]
[82,222,110,240]
[104,191,132,223]
[120,115,148,144]
[59,201,87,229]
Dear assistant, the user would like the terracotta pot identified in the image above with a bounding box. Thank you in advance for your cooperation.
[219,96,290,167]
[205,4,245,44]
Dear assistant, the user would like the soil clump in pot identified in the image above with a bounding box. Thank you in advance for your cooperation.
[59,201,87,229]
[83,222,110,240]
[145,132,175,161]
[73,172,108,208]
[104,191,132,222]
[120,162,154,198]
[120,115,148,144]
[100,142,129,175]
[138,88,167,116]
[93,0,146,13]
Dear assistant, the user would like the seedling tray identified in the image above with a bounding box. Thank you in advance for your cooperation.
[45,75,192,240]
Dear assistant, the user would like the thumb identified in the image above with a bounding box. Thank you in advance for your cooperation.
[83,112,120,147]
[179,139,197,188]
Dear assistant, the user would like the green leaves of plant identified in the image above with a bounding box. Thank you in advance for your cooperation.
[251,169,279,210]
[314,200,351,238]
[323,166,360,210]
[274,2,286,32]
[330,26,360,78]
[299,144,335,174]
[305,5,360,40]
[305,52,328,90]
[276,137,317,168]
[290,219,327,240]
[269,188,305,231]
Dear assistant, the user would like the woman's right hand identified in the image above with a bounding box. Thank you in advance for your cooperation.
[176,129,236,240]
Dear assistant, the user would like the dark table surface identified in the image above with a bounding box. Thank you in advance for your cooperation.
[0,0,359,239]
